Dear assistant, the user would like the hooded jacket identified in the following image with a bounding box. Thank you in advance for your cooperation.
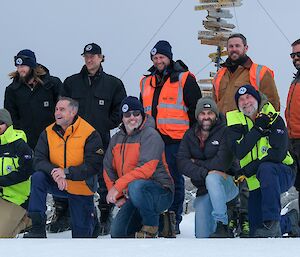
[177,113,235,196]
[4,65,62,149]
[103,114,174,197]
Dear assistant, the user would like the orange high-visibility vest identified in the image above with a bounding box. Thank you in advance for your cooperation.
[213,63,274,102]
[140,72,190,139]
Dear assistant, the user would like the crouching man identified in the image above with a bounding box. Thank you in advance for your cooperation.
[227,85,295,237]
[24,97,103,238]
[177,97,238,238]
[104,96,174,238]
[0,109,33,237]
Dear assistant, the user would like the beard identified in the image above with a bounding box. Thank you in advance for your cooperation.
[198,118,216,132]
[240,101,258,117]
[293,59,300,70]
[19,69,34,84]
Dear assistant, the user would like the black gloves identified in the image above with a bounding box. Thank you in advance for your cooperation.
[254,113,271,132]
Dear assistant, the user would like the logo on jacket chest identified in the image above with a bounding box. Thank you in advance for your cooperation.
[211,140,220,145]
[44,101,49,107]
[99,100,105,106]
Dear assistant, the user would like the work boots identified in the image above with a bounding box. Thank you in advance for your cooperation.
[23,213,47,238]
[209,221,232,238]
[47,199,71,233]
[158,211,176,238]
[239,214,250,238]
[135,225,158,238]
[98,203,113,236]
[254,220,282,238]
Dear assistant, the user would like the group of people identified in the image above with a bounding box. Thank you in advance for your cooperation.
[0,33,299,239]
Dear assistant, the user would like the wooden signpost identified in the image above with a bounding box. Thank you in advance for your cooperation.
[195,0,243,94]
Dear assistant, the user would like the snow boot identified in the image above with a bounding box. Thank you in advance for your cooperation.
[209,221,231,238]
[239,214,250,238]
[47,199,71,233]
[98,203,113,236]
[286,209,300,237]
[158,211,176,238]
[135,225,158,238]
[23,213,47,238]
[254,220,282,238]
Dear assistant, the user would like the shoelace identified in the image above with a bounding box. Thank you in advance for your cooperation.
[241,221,250,233]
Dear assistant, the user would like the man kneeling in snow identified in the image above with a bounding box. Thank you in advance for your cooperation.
[177,97,238,238]
[104,96,174,238]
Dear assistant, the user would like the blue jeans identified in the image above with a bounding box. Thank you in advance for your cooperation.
[110,179,173,238]
[28,171,95,238]
[248,162,295,236]
[165,143,185,226]
[193,173,239,238]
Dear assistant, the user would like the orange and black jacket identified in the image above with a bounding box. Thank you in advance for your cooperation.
[34,116,103,196]
[285,71,300,139]
[103,115,174,197]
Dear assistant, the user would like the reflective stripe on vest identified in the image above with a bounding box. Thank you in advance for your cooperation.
[213,63,274,102]
[226,103,293,191]
[140,72,190,139]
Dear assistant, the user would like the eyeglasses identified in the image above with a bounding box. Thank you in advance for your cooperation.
[123,110,141,118]
[290,52,300,59]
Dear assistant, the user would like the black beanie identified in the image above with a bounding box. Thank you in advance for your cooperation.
[235,84,261,108]
[120,96,144,116]
[150,40,173,60]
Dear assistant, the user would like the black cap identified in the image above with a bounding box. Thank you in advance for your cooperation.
[81,43,102,55]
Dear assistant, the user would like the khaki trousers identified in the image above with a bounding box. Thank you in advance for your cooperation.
[0,198,31,238]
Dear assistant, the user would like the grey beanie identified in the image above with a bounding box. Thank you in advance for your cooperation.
[195,97,219,119]
[0,109,13,126]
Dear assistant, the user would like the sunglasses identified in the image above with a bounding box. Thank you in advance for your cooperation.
[123,110,141,118]
[290,52,300,58]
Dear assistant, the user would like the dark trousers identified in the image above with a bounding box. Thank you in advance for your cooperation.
[165,143,185,225]
[28,171,95,238]
[248,162,295,236]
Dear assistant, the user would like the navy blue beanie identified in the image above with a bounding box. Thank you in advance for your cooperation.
[150,40,173,60]
[235,85,261,108]
[120,96,144,116]
[14,49,37,68]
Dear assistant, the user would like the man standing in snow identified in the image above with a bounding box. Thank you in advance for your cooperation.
[139,40,202,234]
[52,43,127,236]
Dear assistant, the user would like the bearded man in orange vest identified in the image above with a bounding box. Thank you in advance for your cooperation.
[212,33,280,238]
[140,40,202,234]
[213,33,280,114]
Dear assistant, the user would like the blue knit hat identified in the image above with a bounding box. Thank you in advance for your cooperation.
[150,40,173,60]
[14,49,37,68]
[235,84,261,108]
[120,96,144,116]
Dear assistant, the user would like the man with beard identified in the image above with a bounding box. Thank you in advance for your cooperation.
[104,96,174,238]
[213,33,280,114]
[212,33,280,237]
[139,40,202,235]
[227,85,295,237]
[177,97,238,238]
[285,39,300,225]
[4,49,62,150]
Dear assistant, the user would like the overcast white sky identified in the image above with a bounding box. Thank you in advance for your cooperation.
[0,0,298,113]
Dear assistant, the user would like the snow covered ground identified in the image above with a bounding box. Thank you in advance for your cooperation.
[0,212,299,257]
